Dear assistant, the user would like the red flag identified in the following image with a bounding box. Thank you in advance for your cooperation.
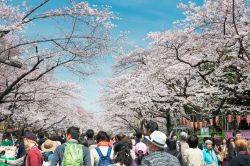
[246,114,250,124]
[209,119,213,126]
[236,115,242,124]
[228,115,233,123]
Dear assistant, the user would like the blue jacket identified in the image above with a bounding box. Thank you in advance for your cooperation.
[202,148,218,166]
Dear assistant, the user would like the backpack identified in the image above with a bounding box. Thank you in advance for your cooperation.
[42,151,53,162]
[95,146,112,166]
[62,142,83,166]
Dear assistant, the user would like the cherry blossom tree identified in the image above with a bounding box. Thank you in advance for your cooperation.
[0,0,119,130]
[101,0,250,130]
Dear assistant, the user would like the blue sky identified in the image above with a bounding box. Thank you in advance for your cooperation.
[75,0,204,113]
[16,0,203,112]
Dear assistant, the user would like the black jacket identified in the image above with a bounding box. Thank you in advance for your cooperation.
[230,151,250,166]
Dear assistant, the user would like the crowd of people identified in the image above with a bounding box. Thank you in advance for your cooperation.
[0,121,249,166]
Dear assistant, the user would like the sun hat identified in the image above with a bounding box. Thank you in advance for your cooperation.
[134,142,148,155]
[145,131,167,148]
[41,139,58,152]
[23,131,37,142]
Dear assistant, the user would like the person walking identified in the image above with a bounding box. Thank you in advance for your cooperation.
[166,139,182,165]
[23,131,42,166]
[183,135,203,166]
[141,131,180,166]
[85,129,96,149]
[109,142,133,166]
[90,131,113,166]
[41,139,59,166]
[132,142,148,166]
[230,139,250,166]
[51,126,91,166]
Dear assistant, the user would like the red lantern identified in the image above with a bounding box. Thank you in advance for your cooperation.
[228,115,233,123]
[236,115,242,124]
[246,114,250,124]
[195,122,199,129]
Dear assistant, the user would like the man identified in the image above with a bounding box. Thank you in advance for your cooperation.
[141,131,180,166]
[179,132,189,156]
[51,126,91,166]
[230,139,250,166]
[143,121,158,145]
[85,129,96,148]
[37,132,46,150]
[144,121,158,136]
[183,135,203,166]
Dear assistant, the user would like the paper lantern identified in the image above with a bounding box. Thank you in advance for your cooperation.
[236,115,242,124]
[195,122,199,129]
[200,122,203,128]
[228,115,233,123]
[246,114,250,124]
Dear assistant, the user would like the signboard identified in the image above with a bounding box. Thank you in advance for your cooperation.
[200,127,210,137]
[225,130,250,139]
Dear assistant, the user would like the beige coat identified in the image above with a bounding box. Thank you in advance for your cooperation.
[183,148,204,166]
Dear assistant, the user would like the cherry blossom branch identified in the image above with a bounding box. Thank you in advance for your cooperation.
[0,57,43,103]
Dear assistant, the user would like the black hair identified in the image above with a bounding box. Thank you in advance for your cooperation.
[115,133,126,142]
[134,129,143,139]
[38,132,45,139]
[85,129,94,139]
[96,131,110,143]
[188,135,199,148]
[166,139,177,150]
[145,121,158,133]
[113,142,132,166]
[67,126,80,140]
[79,133,88,147]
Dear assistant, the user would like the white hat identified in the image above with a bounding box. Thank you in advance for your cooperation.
[145,131,167,148]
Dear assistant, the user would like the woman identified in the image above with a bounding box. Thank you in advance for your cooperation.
[220,139,228,166]
[202,139,218,166]
[90,131,113,166]
[110,142,132,166]
[41,139,58,166]
[23,131,42,166]
[131,142,148,166]
[183,135,203,166]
